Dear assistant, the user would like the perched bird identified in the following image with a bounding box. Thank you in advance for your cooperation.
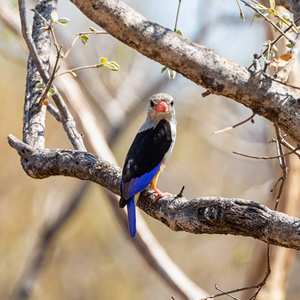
[119,93,177,237]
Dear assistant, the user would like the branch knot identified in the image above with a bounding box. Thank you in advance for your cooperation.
[198,205,220,225]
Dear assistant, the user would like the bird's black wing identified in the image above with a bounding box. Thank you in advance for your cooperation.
[122,119,172,183]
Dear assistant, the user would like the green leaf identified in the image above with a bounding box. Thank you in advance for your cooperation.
[51,10,58,21]
[108,61,120,70]
[98,58,119,71]
[262,40,272,47]
[259,8,269,15]
[269,50,275,58]
[254,6,269,18]
[57,18,69,25]
[176,29,183,36]
[40,26,49,31]
[103,62,119,71]
[269,0,275,9]
[239,10,245,21]
[269,8,279,16]
[263,40,278,51]
[161,66,167,74]
[60,50,64,58]
[48,88,56,96]
[70,71,77,77]
[272,44,278,51]
[55,18,70,27]
[282,13,292,23]
[286,43,292,48]
[236,0,245,22]
[36,83,45,90]
[81,35,88,45]
[89,26,96,32]
[167,68,176,80]
[275,20,288,32]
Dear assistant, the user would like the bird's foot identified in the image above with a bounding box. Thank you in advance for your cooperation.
[152,187,173,203]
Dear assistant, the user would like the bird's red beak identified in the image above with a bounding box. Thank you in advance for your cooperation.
[155,101,169,113]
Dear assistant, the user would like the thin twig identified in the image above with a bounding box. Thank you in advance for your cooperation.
[202,90,211,97]
[199,283,263,299]
[263,73,300,91]
[279,138,300,158]
[213,113,255,134]
[248,127,289,299]
[248,16,300,70]
[249,0,299,34]
[31,7,109,80]
[233,147,299,160]
[36,45,62,110]
[31,8,60,52]
[240,0,293,43]
[215,285,239,299]
[198,245,272,300]
[18,0,47,81]
[56,31,108,74]
[249,245,271,300]
[174,0,182,32]
[55,63,102,77]
[46,103,62,121]
[273,126,288,210]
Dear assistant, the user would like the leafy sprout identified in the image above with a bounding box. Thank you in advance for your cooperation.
[98,57,120,71]
[36,83,56,97]
[51,10,70,27]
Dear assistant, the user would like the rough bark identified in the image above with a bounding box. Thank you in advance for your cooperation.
[21,0,54,150]
[8,134,300,251]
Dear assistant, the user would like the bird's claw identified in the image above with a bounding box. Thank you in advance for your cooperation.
[152,187,173,203]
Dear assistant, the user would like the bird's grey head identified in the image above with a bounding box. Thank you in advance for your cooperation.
[146,93,175,122]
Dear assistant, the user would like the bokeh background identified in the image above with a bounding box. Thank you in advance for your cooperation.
[1,0,300,299]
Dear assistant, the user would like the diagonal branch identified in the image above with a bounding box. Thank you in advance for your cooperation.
[8,134,300,250]
[70,0,300,144]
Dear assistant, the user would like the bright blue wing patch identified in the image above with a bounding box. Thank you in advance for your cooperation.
[127,197,136,237]
[122,158,163,199]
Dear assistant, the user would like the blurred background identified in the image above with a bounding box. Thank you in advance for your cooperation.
[1,0,300,299]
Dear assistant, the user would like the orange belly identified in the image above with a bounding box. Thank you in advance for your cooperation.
[149,157,166,189]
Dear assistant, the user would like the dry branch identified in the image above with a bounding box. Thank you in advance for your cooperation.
[8,134,300,250]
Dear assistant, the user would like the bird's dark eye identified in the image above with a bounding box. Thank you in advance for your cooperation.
[150,100,155,107]
[170,100,174,106]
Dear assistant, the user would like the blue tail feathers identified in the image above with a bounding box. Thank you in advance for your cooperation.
[127,197,136,237]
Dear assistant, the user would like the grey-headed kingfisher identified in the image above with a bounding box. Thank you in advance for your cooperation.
[119,93,177,237]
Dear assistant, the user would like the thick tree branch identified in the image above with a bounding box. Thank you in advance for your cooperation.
[8,134,120,193]
[8,134,300,250]
[18,0,53,150]
[277,0,300,19]
[69,0,300,144]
